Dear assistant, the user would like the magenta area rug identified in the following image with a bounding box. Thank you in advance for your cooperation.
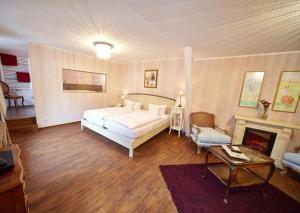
[159,164,300,213]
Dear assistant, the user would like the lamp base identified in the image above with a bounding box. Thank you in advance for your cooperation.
[178,104,182,107]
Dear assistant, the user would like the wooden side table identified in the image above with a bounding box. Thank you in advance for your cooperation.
[169,107,184,137]
[0,144,27,213]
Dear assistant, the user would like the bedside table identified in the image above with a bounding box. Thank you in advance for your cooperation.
[169,106,184,137]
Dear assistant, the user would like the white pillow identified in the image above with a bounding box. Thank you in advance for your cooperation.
[133,102,142,111]
[125,100,134,110]
[148,104,161,115]
[149,104,167,115]
[157,104,167,115]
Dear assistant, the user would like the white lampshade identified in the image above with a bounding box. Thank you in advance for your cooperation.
[93,41,114,59]
[179,90,184,96]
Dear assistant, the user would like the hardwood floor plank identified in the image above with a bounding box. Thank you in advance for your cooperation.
[10,122,300,212]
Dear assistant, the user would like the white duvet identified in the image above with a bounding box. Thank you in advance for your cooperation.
[104,114,170,138]
[104,111,161,129]
[83,107,131,124]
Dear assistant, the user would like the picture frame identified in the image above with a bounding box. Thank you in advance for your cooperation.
[239,71,264,108]
[272,71,300,113]
[144,69,158,88]
[62,69,107,93]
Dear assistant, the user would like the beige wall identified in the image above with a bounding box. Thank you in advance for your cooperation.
[192,52,300,151]
[28,43,299,151]
[122,59,184,99]
[28,43,122,127]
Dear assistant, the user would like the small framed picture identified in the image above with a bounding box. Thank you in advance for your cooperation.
[144,70,158,88]
[272,71,300,113]
[239,71,265,108]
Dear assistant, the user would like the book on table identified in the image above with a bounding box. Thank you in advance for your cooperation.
[221,145,250,161]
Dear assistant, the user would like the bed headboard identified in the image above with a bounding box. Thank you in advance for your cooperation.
[126,93,176,114]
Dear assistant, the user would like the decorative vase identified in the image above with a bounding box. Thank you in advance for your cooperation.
[258,100,271,119]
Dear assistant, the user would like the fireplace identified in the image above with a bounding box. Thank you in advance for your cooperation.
[242,128,277,156]
[233,114,298,168]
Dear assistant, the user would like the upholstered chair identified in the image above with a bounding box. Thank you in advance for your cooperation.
[282,146,300,174]
[0,81,24,108]
[189,112,231,153]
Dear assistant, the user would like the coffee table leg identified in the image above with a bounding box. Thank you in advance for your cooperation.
[262,164,275,197]
[202,150,210,178]
[224,166,234,204]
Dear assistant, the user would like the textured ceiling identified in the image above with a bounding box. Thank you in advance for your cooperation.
[0,0,299,62]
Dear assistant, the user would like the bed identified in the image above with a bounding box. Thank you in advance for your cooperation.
[81,93,175,157]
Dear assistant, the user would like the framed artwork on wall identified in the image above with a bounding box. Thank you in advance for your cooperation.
[272,71,300,113]
[144,69,158,88]
[239,71,264,108]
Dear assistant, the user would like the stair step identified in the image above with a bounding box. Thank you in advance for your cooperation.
[6,117,37,130]
[9,124,39,135]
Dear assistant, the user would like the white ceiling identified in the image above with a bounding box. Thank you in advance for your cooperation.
[0,0,299,62]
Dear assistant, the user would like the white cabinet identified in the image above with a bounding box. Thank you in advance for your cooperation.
[169,107,184,137]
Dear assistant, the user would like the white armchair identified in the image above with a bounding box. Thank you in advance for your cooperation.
[189,112,231,153]
[282,146,300,174]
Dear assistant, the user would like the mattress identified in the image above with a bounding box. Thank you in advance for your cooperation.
[103,114,170,139]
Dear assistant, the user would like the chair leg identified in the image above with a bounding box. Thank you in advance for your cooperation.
[280,167,288,175]
[21,97,25,108]
[197,146,201,154]
[14,98,18,109]
[8,99,11,107]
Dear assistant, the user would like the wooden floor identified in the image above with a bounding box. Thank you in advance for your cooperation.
[6,105,36,120]
[10,123,300,212]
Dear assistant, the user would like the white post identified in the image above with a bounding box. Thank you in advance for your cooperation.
[184,47,192,136]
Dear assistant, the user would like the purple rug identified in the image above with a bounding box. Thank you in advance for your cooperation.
[160,164,300,213]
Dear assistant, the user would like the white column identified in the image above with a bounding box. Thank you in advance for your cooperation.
[184,47,192,136]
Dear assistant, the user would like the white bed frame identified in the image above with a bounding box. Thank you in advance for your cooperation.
[81,93,175,158]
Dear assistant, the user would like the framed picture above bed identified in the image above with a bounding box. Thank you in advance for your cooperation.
[62,69,107,93]
[272,71,300,113]
[144,69,158,88]
[239,71,264,108]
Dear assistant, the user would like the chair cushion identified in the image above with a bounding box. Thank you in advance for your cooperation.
[5,95,23,99]
[283,153,300,166]
[282,159,300,173]
[197,127,231,144]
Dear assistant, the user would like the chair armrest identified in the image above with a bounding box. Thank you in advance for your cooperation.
[192,125,200,135]
[215,126,233,138]
[215,125,228,135]
[295,146,300,153]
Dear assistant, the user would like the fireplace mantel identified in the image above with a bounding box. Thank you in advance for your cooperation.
[234,114,300,130]
[233,114,300,168]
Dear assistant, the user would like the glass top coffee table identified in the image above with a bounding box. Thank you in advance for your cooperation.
[202,145,275,204]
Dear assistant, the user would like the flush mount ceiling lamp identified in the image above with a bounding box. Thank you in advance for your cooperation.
[93,41,114,59]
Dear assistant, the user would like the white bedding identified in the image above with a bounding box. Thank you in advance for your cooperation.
[104,114,170,139]
[104,111,161,129]
[83,107,170,139]
[83,107,131,124]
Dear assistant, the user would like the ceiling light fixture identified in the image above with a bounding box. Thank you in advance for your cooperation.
[93,41,114,59]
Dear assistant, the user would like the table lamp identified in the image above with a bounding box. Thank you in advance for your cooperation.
[178,91,184,107]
